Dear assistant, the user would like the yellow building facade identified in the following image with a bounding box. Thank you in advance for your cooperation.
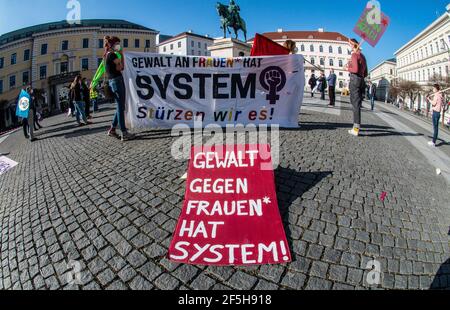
[0,19,158,131]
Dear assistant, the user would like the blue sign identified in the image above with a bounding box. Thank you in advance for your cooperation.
[16,90,30,119]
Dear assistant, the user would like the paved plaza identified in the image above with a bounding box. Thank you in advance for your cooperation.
[0,95,449,290]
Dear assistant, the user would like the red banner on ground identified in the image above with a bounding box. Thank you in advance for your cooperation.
[168,144,292,266]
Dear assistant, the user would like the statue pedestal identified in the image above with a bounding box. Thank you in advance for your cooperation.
[208,38,252,58]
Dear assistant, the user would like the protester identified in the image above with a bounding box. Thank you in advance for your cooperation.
[327,69,337,107]
[70,75,90,127]
[283,40,298,54]
[104,36,135,141]
[308,74,317,98]
[318,71,327,101]
[22,86,36,142]
[368,81,377,111]
[346,38,368,137]
[427,84,445,148]
[28,88,43,131]
[90,86,99,112]
[82,78,92,119]
[67,84,75,117]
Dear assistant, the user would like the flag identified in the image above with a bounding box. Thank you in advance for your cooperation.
[16,90,30,119]
[250,33,290,56]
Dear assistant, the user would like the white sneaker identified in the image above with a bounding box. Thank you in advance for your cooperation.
[348,128,360,137]
[428,141,436,147]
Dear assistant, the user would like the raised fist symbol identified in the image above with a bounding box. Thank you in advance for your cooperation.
[260,66,287,105]
[265,70,282,88]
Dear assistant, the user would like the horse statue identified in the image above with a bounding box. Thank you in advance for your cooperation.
[216,1,247,41]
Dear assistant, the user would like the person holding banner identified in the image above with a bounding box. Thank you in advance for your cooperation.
[346,38,368,137]
[104,36,135,141]
[21,87,36,142]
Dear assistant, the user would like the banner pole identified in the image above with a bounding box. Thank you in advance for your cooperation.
[303,58,324,72]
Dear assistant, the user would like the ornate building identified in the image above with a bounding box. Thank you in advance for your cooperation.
[369,58,397,102]
[0,19,158,131]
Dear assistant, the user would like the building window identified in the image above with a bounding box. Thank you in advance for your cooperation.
[329,46,333,53]
[347,49,351,55]
[198,42,201,48]
[310,45,314,52]
[123,39,129,48]
[170,44,174,50]
[24,49,30,61]
[81,58,89,71]
[300,44,305,52]
[339,60,343,67]
[22,71,29,85]
[319,45,323,53]
[338,47,342,54]
[41,43,48,55]
[40,65,47,79]
[146,40,151,48]
[329,59,334,66]
[163,46,167,52]
[205,43,208,49]
[9,75,16,89]
[62,40,69,51]
[178,42,182,48]
[320,58,324,66]
[135,39,140,48]
[198,50,201,56]
[11,53,17,65]
[339,72,343,76]
[191,41,195,47]
[0,80,3,94]
[310,57,315,65]
[82,38,89,48]
[61,62,68,74]
[0,57,4,69]
[98,39,103,48]
[191,50,194,55]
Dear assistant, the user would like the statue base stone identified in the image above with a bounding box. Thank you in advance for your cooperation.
[208,38,252,58]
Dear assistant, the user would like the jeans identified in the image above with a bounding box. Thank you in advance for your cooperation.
[75,101,87,124]
[109,76,127,132]
[349,74,365,126]
[320,90,325,100]
[92,99,98,112]
[329,86,336,105]
[432,111,441,144]
[370,96,375,110]
[22,110,34,140]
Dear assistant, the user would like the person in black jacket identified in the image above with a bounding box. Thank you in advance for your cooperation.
[22,86,37,142]
[308,74,317,98]
[318,71,327,100]
[70,75,91,126]
[81,78,92,119]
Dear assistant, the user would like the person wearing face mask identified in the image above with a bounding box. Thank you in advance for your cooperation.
[345,38,368,137]
[104,36,135,142]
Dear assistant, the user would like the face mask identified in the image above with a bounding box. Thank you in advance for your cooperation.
[293,47,299,53]
[114,44,122,51]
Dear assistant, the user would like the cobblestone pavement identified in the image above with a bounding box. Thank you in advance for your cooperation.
[0,97,449,290]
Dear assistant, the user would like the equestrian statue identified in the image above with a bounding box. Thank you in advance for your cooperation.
[216,0,247,41]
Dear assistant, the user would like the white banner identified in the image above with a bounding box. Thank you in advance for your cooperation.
[123,52,304,129]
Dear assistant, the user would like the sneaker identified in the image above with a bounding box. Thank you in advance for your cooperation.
[108,128,119,139]
[428,141,436,147]
[348,128,360,137]
[121,132,136,142]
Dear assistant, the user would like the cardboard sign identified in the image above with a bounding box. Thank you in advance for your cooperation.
[0,156,18,176]
[353,4,390,47]
[168,144,292,266]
